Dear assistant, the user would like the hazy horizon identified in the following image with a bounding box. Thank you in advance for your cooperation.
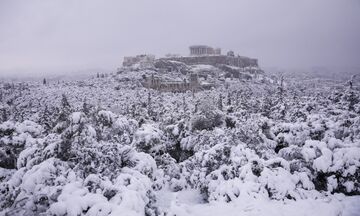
[1,0,360,76]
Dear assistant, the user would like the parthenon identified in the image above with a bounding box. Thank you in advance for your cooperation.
[190,45,221,56]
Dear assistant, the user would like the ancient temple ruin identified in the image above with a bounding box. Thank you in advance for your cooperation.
[142,74,200,92]
[189,45,221,56]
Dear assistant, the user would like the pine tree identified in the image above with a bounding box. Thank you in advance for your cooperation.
[183,96,187,113]
[277,75,285,103]
[235,90,241,107]
[131,104,136,118]
[82,98,91,115]
[55,94,72,133]
[347,75,356,89]
[227,92,231,106]
[43,78,47,85]
[147,91,152,116]
[40,105,53,133]
[61,94,71,109]
[342,89,359,111]
[194,101,198,113]
[59,130,73,161]
[0,107,7,123]
[218,94,223,111]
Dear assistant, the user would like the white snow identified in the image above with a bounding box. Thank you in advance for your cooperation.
[156,188,360,216]
[70,112,85,124]
[313,147,333,172]
[1,62,360,216]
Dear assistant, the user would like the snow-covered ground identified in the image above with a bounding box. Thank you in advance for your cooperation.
[164,190,360,216]
[0,67,359,215]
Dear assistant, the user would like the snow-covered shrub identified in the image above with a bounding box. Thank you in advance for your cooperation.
[48,167,158,216]
[162,120,194,162]
[0,158,69,214]
[133,123,164,154]
[98,110,117,127]
[0,120,42,169]
[191,99,224,131]
[91,110,138,143]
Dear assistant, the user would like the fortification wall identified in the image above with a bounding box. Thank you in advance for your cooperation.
[163,55,258,68]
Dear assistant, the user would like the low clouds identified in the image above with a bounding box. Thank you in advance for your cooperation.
[0,0,359,75]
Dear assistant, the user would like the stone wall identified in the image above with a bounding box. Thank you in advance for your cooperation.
[162,55,258,68]
[142,74,200,92]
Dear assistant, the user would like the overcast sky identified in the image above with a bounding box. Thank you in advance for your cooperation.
[0,0,360,75]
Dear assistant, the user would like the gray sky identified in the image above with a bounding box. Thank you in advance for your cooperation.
[1,0,360,75]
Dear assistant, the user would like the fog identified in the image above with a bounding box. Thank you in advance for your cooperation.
[1,0,360,76]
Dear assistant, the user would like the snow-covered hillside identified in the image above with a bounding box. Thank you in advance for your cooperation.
[0,69,359,216]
